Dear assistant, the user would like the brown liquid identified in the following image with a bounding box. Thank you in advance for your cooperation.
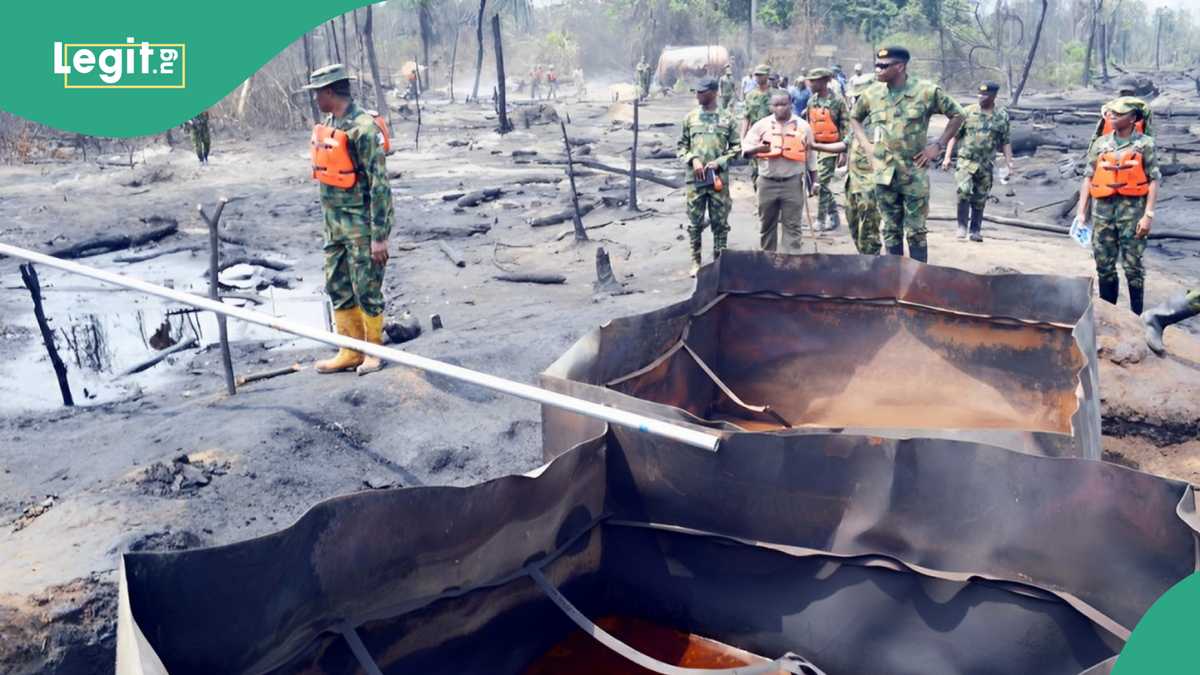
[522,615,784,674]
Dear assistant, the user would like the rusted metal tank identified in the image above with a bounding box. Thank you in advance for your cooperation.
[654,45,731,88]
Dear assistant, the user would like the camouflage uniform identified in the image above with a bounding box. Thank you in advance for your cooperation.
[719,73,736,110]
[844,134,881,254]
[1084,131,1160,304]
[636,62,651,100]
[188,110,211,163]
[807,91,849,223]
[1188,289,1200,313]
[1092,97,1154,143]
[743,88,772,190]
[320,101,395,318]
[953,103,1011,207]
[678,106,741,264]
[852,79,964,256]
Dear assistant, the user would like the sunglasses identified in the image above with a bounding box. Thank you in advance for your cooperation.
[874,61,901,70]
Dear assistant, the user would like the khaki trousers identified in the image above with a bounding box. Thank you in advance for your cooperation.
[757,174,805,252]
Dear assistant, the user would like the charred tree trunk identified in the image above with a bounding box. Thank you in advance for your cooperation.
[19,264,73,406]
[559,120,588,242]
[1155,10,1163,71]
[1011,0,1048,106]
[301,31,321,123]
[1082,0,1099,87]
[419,2,435,91]
[449,21,461,103]
[747,0,758,64]
[341,14,350,72]
[326,20,340,63]
[1100,23,1109,81]
[470,0,488,102]
[363,5,390,134]
[492,13,512,134]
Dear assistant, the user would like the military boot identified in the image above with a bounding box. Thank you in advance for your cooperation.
[956,201,969,239]
[356,312,386,376]
[1097,278,1119,305]
[908,241,928,263]
[827,207,841,232]
[316,308,365,373]
[969,204,984,242]
[1143,291,1200,355]
[1129,285,1144,316]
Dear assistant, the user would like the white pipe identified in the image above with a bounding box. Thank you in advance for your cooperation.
[0,241,720,451]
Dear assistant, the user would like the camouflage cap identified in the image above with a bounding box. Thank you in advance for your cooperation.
[876,46,911,62]
[805,67,834,80]
[1107,98,1137,115]
[753,64,771,76]
[979,81,1001,94]
[302,63,356,90]
[691,76,720,93]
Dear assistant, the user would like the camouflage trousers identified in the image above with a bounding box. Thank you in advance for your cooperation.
[191,127,210,162]
[845,189,881,255]
[720,94,734,111]
[874,182,929,250]
[686,183,731,264]
[955,162,993,207]
[815,153,838,220]
[323,206,386,317]
[1092,196,1147,291]
[749,159,759,192]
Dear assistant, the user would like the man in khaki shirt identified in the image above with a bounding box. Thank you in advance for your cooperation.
[742,92,819,252]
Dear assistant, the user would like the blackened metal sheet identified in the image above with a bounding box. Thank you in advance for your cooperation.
[541,251,1101,459]
[117,431,1197,675]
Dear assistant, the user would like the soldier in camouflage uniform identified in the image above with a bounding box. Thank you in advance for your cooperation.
[636,59,651,101]
[678,77,740,276]
[1092,77,1154,143]
[804,67,849,230]
[844,133,882,254]
[1075,98,1160,316]
[303,64,395,375]
[850,46,964,262]
[1143,289,1200,355]
[719,64,736,110]
[942,82,1014,242]
[741,64,773,192]
[187,110,211,164]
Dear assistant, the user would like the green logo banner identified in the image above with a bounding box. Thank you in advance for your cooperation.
[1,0,371,137]
[1112,572,1200,673]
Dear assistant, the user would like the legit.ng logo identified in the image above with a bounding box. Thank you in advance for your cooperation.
[52,38,185,89]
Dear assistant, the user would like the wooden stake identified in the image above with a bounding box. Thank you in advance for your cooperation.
[18,263,73,406]
[559,120,589,242]
[628,99,639,212]
[198,199,237,396]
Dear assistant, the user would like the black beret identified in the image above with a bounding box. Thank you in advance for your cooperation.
[691,77,719,93]
[877,46,910,62]
[979,81,1000,93]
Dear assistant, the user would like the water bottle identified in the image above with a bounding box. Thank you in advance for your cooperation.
[1068,216,1092,249]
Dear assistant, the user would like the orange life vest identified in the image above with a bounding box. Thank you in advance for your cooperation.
[760,128,808,162]
[807,105,840,143]
[311,124,357,189]
[1088,148,1150,198]
[366,111,391,153]
[1100,116,1145,135]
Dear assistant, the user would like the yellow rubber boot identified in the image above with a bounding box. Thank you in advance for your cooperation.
[315,308,365,373]
[356,312,386,376]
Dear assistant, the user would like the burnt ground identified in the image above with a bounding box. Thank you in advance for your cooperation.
[1,81,1199,673]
